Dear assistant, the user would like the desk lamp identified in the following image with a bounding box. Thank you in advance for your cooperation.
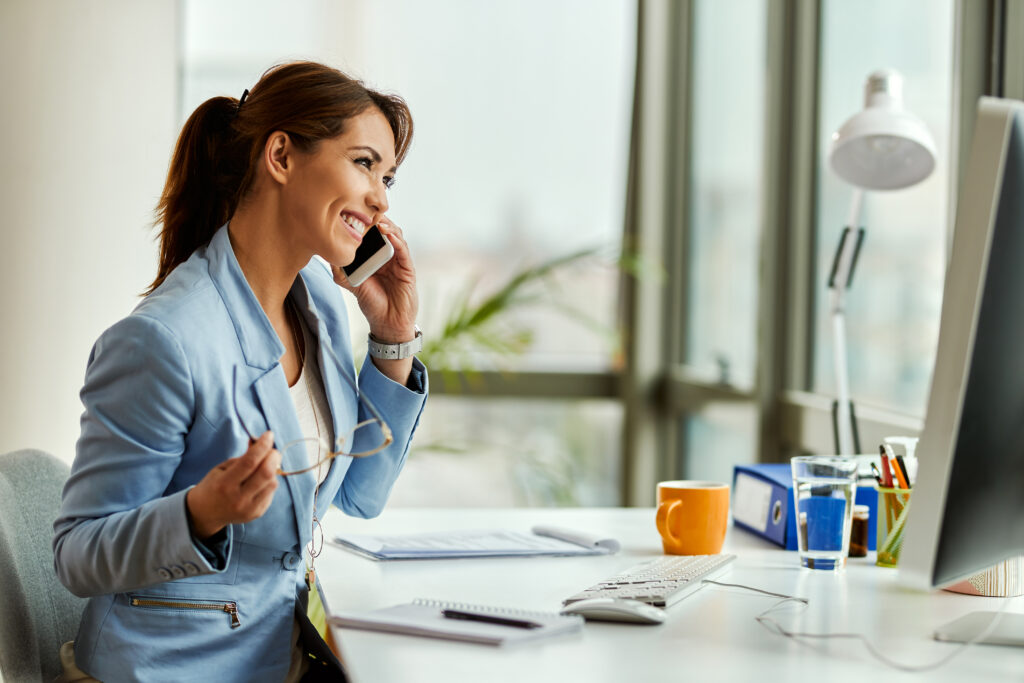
[826,68,936,454]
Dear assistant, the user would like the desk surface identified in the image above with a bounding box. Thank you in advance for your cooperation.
[318,507,1024,683]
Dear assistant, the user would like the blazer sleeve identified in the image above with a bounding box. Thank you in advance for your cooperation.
[53,314,230,598]
[333,355,428,518]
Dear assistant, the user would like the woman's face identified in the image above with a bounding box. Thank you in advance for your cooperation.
[283,108,397,267]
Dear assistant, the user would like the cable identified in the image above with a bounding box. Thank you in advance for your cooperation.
[702,579,808,603]
[701,579,1017,673]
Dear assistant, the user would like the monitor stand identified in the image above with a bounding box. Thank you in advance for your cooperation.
[933,612,1024,648]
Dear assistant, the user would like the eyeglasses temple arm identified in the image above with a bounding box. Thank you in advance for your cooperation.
[319,336,394,445]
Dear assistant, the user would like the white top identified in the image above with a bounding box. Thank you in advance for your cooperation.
[287,315,333,487]
[286,315,335,681]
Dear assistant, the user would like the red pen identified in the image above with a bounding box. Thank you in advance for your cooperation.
[878,445,894,488]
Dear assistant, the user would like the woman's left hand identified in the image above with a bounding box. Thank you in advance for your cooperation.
[332,217,419,380]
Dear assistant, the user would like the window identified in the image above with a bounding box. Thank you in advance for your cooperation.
[678,0,767,481]
[183,0,634,372]
[684,0,767,391]
[390,397,622,507]
[182,0,636,505]
[180,1,989,505]
[663,0,962,484]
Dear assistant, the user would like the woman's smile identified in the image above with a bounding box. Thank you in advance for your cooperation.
[341,211,369,243]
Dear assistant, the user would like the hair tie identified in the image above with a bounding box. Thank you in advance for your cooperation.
[235,88,250,116]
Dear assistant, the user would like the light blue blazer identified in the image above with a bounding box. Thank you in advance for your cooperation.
[53,225,427,682]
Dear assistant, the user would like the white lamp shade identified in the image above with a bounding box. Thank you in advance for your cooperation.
[828,69,937,191]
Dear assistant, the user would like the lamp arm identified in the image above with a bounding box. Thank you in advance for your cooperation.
[831,300,856,455]
[828,227,866,291]
[828,191,867,455]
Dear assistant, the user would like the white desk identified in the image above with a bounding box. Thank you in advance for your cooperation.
[318,508,1024,682]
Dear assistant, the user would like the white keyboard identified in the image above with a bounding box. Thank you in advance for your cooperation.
[562,554,736,608]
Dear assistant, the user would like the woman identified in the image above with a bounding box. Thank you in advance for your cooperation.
[53,61,427,682]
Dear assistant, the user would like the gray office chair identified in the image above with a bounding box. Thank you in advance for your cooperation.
[0,449,85,683]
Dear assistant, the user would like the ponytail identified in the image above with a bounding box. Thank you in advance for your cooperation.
[148,96,247,294]
[146,61,413,295]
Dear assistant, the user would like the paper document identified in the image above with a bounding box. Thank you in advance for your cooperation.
[331,526,620,560]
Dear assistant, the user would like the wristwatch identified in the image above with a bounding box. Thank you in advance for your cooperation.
[368,325,423,360]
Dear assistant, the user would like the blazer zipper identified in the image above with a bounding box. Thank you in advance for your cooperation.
[130,597,241,629]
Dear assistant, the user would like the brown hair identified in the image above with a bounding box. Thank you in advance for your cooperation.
[147,61,413,294]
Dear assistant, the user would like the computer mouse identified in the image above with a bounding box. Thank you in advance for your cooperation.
[560,598,667,624]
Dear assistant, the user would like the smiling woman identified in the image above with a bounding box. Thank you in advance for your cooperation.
[52,61,428,682]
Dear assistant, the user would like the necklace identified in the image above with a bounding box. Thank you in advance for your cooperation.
[286,299,325,584]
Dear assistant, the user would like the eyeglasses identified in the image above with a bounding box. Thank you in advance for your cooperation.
[231,340,394,477]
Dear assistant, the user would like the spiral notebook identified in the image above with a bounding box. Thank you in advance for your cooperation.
[329,598,585,646]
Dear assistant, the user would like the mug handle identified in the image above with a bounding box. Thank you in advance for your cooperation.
[656,499,683,543]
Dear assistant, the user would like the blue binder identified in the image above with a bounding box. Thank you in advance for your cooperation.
[732,463,877,551]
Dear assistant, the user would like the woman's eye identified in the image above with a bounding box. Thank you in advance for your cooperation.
[383,176,395,190]
[355,157,373,169]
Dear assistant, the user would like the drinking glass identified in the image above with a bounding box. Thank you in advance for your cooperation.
[790,456,858,570]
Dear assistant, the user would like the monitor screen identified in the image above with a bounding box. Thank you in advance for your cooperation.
[900,96,1024,590]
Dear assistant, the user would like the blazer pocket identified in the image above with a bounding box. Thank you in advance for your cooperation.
[129,594,241,629]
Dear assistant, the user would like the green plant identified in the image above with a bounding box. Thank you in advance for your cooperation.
[418,246,620,375]
[408,245,653,507]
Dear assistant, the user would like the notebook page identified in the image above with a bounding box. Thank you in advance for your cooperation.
[330,599,584,646]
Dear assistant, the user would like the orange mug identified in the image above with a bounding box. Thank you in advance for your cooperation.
[656,481,730,555]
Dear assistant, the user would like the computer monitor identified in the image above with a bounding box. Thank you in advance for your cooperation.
[899,96,1024,592]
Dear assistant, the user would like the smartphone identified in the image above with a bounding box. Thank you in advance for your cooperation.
[343,225,394,286]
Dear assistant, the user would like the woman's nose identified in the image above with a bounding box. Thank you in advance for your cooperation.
[367,181,389,215]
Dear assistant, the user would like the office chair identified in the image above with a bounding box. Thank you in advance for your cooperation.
[0,449,85,683]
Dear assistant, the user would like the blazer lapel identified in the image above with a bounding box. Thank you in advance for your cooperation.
[206,224,317,550]
[291,270,360,518]
[251,369,315,550]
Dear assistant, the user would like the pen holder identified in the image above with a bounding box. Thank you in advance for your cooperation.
[876,486,911,568]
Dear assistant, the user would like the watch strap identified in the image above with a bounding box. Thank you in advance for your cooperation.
[368,326,423,360]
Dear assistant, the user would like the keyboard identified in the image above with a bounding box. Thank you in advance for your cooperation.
[562,554,736,608]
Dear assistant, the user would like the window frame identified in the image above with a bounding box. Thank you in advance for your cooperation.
[431,0,1009,506]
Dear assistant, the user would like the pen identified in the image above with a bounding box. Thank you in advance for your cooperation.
[870,462,884,486]
[895,454,911,488]
[893,463,907,489]
[878,446,894,488]
[441,609,542,630]
[885,444,908,489]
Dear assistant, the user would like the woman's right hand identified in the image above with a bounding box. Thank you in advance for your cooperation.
[185,431,282,540]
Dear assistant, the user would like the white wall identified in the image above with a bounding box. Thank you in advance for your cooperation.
[0,0,179,464]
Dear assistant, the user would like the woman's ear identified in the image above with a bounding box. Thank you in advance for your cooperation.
[263,131,292,185]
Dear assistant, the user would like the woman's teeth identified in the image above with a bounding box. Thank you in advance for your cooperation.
[342,214,366,234]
